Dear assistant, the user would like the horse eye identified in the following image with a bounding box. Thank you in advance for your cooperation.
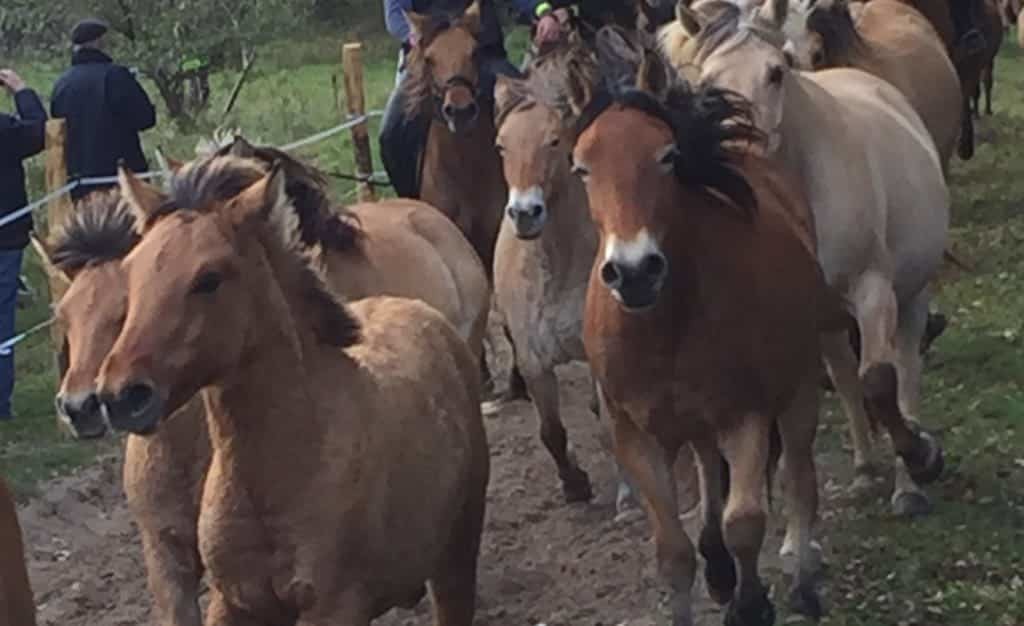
[549,137,560,148]
[570,164,589,178]
[768,65,785,85]
[192,271,223,295]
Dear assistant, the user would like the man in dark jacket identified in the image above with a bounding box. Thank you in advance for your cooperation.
[0,68,47,420]
[379,0,562,198]
[51,19,156,200]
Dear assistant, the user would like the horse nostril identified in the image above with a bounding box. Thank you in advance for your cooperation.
[529,203,544,218]
[466,101,480,119]
[443,103,456,118]
[601,261,622,288]
[122,383,156,415]
[82,393,101,417]
[640,253,667,280]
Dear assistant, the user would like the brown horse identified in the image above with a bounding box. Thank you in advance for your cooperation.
[889,0,1002,158]
[42,151,494,625]
[494,38,699,515]
[972,0,1004,116]
[1,476,36,626]
[568,31,834,625]
[782,0,962,172]
[403,0,526,399]
[38,193,211,626]
[97,161,489,626]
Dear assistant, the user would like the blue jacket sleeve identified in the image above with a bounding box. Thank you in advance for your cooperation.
[106,66,157,132]
[385,0,414,43]
[0,89,47,163]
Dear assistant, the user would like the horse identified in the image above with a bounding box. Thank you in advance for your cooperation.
[36,192,211,626]
[662,0,949,517]
[96,160,489,626]
[971,0,1004,117]
[41,147,497,624]
[404,0,527,401]
[1,476,36,626]
[493,37,699,515]
[887,0,1002,158]
[567,31,835,625]
[782,0,962,173]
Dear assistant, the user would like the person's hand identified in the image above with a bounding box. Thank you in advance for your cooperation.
[0,69,27,94]
[553,8,571,24]
[408,30,421,48]
[534,13,563,45]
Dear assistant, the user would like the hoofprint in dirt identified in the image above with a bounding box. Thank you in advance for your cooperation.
[20,359,872,626]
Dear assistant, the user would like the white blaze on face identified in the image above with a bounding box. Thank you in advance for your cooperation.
[603,228,659,270]
[506,185,545,214]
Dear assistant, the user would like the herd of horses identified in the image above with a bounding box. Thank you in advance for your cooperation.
[1,0,1020,625]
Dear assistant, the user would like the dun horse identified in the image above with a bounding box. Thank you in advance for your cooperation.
[1,475,36,626]
[97,162,489,625]
[662,0,949,516]
[782,0,962,172]
[494,38,698,515]
[569,31,833,625]
[42,147,497,625]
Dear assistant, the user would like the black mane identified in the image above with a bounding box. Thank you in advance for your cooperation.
[574,79,763,218]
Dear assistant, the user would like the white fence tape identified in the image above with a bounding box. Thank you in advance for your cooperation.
[0,109,387,351]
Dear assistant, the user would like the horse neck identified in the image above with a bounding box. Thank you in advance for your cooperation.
[427,114,505,196]
[540,169,597,273]
[200,246,360,509]
[776,74,830,182]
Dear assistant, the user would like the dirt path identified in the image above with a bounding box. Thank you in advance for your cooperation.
[19,361,837,626]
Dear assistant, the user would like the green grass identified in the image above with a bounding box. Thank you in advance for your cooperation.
[1,16,1023,624]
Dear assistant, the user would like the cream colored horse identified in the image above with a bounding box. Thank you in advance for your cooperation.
[782,0,962,173]
[660,0,949,517]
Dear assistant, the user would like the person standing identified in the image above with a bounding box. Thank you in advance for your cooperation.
[0,69,47,421]
[51,18,156,200]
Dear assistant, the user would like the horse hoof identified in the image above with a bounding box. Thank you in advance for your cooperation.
[561,473,594,504]
[480,400,503,417]
[613,505,644,525]
[724,588,775,626]
[700,530,736,605]
[891,490,932,517]
[906,431,945,485]
[788,585,824,620]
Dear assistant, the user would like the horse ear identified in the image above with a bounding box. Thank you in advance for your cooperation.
[595,26,645,87]
[30,234,72,286]
[154,148,184,175]
[494,75,519,117]
[676,0,704,37]
[462,0,482,35]
[228,135,257,159]
[759,0,789,29]
[118,164,166,230]
[566,58,594,117]
[637,49,670,96]
[405,10,431,42]
[228,163,298,244]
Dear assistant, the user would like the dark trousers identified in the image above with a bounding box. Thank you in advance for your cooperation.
[379,49,519,199]
[0,249,23,417]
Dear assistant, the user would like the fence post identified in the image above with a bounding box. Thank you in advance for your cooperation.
[44,119,73,433]
[341,42,377,202]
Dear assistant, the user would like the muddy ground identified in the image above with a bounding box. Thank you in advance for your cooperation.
[19,358,859,626]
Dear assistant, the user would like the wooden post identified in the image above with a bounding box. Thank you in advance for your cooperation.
[341,42,377,202]
[43,120,73,433]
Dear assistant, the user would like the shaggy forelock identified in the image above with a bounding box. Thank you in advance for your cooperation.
[51,190,140,273]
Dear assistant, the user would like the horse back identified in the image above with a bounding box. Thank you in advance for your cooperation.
[0,476,36,626]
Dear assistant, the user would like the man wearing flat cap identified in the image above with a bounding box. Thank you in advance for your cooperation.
[51,18,156,200]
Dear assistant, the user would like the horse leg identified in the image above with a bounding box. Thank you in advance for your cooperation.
[890,289,941,517]
[854,273,944,487]
[593,380,641,520]
[719,416,774,626]
[612,414,696,626]
[503,321,529,402]
[958,97,975,160]
[206,589,274,626]
[984,61,995,115]
[526,366,593,503]
[138,525,203,626]
[691,435,734,606]
[430,481,486,626]
[821,331,879,492]
[776,378,824,620]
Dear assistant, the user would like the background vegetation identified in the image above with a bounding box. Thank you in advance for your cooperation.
[0,5,1021,624]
